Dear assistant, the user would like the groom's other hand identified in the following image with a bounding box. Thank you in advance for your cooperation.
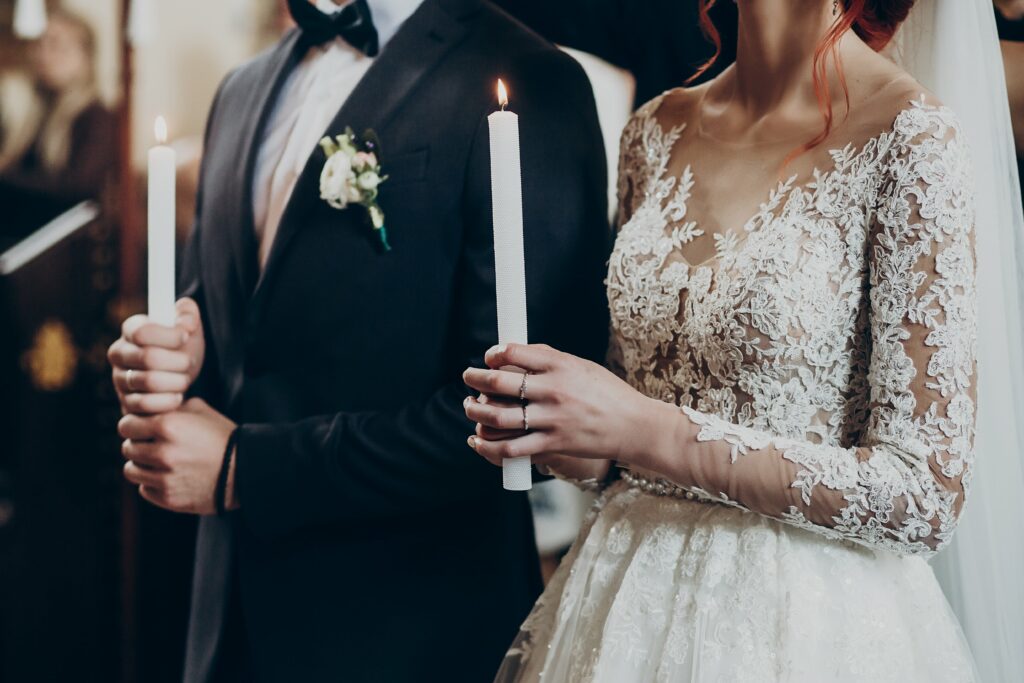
[119,398,237,515]
[108,297,206,415]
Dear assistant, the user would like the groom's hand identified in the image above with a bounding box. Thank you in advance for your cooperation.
[108,298,205,415]
[119,398,237,515]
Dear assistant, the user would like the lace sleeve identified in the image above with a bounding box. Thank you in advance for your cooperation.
[654,113,978,556]
[615,110,642,232]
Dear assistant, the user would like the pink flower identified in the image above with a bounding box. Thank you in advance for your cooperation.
[353,151,378,172]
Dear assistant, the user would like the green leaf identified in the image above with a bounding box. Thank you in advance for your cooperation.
[319,136,338,156]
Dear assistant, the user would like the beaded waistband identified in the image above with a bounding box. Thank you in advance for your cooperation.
[621,469,719,505]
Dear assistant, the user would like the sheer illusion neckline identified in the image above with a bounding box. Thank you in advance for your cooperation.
[644,95,940,269]
[693,85,823,149]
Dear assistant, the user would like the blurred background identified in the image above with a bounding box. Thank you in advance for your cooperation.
[0,1,1018,681]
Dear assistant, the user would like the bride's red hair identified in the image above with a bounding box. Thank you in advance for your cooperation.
[691,0,916,160]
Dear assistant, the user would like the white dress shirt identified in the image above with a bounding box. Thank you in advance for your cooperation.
[252,0,423,266]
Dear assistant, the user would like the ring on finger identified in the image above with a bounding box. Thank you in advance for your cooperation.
[522,403,530,431]
[126,369,137,392]
[519,372,529,402]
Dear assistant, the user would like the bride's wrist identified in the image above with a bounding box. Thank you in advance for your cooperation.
[620,397,692,476]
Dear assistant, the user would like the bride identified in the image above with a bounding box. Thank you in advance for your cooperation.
[463,0,1024,680]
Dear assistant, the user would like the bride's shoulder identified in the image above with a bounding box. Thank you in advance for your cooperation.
[630,83,709,129]
[852,67,968,175]
[854,68,960,144]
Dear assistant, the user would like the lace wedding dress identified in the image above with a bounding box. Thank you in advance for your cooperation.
[495,89,978,682]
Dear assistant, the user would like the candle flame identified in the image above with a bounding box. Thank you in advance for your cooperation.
[154,116,168,144]
[497,79,508,110]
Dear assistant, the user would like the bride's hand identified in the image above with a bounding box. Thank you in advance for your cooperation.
[462,343,683,468]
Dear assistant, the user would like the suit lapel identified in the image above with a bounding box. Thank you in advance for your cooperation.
[249,0,479,319]
[227,29,304,300]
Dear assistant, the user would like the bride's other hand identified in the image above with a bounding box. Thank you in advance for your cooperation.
[108,298,205,415]
[462,343,684,469]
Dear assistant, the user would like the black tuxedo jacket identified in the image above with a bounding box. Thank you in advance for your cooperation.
[179,0,610,681]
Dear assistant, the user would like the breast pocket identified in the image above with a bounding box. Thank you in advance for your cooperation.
[382,147,429,187]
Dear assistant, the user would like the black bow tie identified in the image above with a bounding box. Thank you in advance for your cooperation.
[287,0,380,57]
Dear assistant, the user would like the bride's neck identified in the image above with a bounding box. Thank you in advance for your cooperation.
[732,0,840,115]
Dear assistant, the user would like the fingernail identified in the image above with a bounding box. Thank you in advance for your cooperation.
[467,436,478,450]
[493,344,507,355]
[463,396,472,409]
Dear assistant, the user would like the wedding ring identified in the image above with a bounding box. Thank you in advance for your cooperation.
[126,369,137,392]
[522,404,530,431]
[519,372,529,402]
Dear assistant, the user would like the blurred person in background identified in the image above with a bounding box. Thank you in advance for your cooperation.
[0,9,115,231]
[494,0,737,106]
[997,0,1024,194]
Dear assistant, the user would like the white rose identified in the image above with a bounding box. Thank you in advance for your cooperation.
[346,182,363,204]
[320,152,355,209]
[357,171,381,191]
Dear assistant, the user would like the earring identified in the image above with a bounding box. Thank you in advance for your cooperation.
[833,0,840,15]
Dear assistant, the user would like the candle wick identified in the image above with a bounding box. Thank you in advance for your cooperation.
[501,102,507,112]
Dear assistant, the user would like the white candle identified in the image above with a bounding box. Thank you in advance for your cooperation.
[13,0,47,39]
[488,79,532,492]
[148,116,176,327]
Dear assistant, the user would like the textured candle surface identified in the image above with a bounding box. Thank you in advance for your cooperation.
[148,145,176,326]
[488,109,532,491]
[13,0,47,39]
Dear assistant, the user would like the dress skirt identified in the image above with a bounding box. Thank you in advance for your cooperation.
[495,480,977,683]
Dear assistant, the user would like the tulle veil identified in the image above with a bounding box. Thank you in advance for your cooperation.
[890,1,1024,680]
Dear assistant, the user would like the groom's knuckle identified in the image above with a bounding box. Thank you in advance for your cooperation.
[153,414,175,440]
[122,315,142,338]
[147,444,166,466]
[140,347,157,368]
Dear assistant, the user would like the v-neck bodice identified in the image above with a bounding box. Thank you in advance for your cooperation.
[605,91,978,557]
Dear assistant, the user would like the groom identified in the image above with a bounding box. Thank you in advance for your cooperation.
[108,0,609,680]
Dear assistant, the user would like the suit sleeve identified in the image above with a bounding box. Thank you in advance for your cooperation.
[179,74,234,407]
[235,50,611,538]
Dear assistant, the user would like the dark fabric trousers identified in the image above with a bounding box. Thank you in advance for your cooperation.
[209,578,252,683]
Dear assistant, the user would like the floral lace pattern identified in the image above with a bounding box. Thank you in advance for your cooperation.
[606,95,977,557]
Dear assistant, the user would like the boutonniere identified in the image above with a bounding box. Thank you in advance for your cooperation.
[318,127,390,251]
